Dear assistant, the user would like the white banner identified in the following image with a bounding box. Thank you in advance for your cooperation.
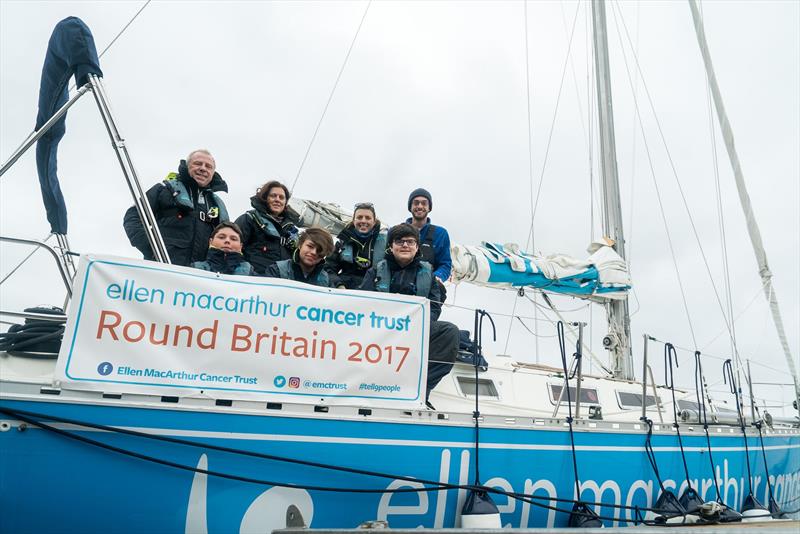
[55,255,429,408]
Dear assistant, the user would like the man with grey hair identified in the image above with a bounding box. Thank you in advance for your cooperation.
[123,149,230,266]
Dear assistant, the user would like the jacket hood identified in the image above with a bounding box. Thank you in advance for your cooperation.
[178,159,228,193]
[249,194,300,222]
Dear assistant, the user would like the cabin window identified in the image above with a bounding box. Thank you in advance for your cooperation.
[457,376,499,398]
[677,399,737,415]
[548,384,599,405]
[617,391,661,410]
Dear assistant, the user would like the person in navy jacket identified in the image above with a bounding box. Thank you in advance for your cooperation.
[405,188,451,284]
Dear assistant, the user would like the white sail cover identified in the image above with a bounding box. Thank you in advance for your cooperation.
[451,240,631,300]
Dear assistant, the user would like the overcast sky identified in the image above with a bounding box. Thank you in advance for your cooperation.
[1,1,798,411]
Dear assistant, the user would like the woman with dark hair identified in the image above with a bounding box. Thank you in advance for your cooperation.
[234,180,300,275]
[325,202,387,289]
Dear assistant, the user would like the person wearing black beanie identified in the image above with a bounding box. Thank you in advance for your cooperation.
[405,187,452,286]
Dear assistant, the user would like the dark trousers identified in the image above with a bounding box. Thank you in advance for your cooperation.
[427,320,459,398]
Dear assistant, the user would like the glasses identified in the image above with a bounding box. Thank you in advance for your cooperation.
[354,202,374,210]
[393,238,418,247]
[411,199,429,207]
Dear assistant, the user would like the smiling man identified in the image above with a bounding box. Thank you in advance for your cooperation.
[123,149,229,266]
[359,223,459,407]
[266,227,334,287]
[405,188,451,284]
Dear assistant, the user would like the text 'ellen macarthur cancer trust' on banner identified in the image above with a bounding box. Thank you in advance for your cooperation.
[55,255,429,408]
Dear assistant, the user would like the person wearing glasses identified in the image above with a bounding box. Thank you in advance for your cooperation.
[234,180,301,275]
[266,227,335,287]
[325,202,387,289]
[406,188,451,284]
[359,223,459,407]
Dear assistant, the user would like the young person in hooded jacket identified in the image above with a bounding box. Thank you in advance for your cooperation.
[266,227,335,287]
[123,149,229,266]
[359,223,459,407]
[191,222,253,276]
[325,202,388,289]
[234,180,301,275]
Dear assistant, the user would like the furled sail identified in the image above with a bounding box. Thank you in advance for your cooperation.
[36,17,102,235]
[451,239,631,300]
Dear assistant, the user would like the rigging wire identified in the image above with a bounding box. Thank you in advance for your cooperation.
[291,0,371,193]
[98,1,152,60]
[524,0,581,251]
[611,1,746,358]
[607,2,697,348]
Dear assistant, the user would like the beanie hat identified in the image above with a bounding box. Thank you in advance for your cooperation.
[387,223,420,245]
[407,188,433,211]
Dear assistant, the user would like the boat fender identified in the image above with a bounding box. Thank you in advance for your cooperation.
[460,489,501,528]
[740,494,772,522]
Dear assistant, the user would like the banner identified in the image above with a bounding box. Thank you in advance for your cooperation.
[55,255,429,408]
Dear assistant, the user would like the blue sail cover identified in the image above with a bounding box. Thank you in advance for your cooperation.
[35,17,102,235]
[451,242,632,300]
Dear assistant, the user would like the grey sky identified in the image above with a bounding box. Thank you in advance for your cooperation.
[1,1,798,410]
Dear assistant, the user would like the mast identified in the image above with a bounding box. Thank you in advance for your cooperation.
[591,0,634,379]
[688,0,800,412]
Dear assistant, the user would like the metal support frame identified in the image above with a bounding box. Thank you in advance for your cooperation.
[86,74,170,263]
[0,236,73,298]
[0,85,91,178]
[574,322,585,419]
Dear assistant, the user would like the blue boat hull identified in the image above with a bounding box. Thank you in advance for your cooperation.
[1,398,798,532]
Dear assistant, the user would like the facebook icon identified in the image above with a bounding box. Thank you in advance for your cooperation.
[97,362,113,376]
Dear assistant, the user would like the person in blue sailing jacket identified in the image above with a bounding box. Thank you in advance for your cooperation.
[325,202,388,289]
[123,149,229,266]
[359,223,459,406]
[266,227,335,287]
[191,222,253,276]
[406,188,452,284]
[234,180,301,275]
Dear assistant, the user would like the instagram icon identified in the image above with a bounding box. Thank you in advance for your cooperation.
[288,377,301,388]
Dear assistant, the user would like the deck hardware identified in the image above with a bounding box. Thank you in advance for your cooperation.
[160,396,179,403]
[358,408,372,416]
[266,402,282,410]
[215,399,233,407]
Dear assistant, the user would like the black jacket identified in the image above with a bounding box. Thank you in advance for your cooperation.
[325,223,385,289]
[123,160,228,266]
[191,248,254,276]
[265,255,331,287]
[234,196,300,275]
[359,254,444,321]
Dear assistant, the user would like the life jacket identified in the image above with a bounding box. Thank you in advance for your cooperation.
[276,259,330,287]
[418,224,439,265]
[163,173,229,222]
[374,259,432,297]
[247,209,299,248]
[192,260,252,276]
[340,230,386,269]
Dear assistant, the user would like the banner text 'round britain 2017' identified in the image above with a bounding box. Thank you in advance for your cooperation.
[55,256,429,409]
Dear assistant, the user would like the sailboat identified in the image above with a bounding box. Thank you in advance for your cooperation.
[1,1,797,532]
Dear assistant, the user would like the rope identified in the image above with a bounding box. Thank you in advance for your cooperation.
[664,343,692,491]
[291,0,371,193]
[557,321,582,498]
[694,351,724,502]
[3,406,797,524]
[723,359,754,496]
